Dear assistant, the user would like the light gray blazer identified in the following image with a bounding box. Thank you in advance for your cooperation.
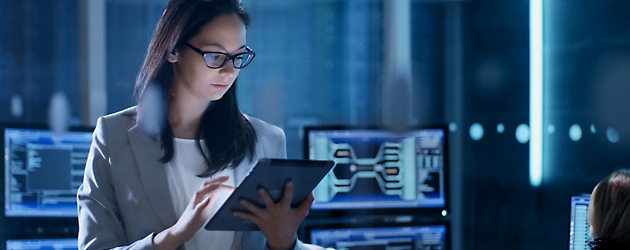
[77,107,328,250]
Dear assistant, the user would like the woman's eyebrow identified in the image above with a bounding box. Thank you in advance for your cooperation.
[205,43,247,52]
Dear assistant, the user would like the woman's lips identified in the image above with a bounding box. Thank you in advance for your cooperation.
[211,83,228,89]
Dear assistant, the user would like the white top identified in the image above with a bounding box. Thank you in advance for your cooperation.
[166,138,236,250]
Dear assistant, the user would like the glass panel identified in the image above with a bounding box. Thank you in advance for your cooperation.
[106,0,168,114]
[546,1,630,182]
[544,2,630,247]
[0,0,80,124]
[411,2,447,125]
[240,0,382,158]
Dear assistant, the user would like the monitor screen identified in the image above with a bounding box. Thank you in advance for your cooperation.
[5,238,77,250]
[3,125,93,217]
[569,195,591,250]
[309,224,447,250]
[304,126,447,212]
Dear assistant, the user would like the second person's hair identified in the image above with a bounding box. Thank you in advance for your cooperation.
[590,169,630,244]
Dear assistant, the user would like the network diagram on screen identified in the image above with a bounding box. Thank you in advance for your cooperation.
[4,128,92,217]
[307,129,445,210]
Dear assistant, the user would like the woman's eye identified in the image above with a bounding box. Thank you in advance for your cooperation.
[209,53,224,61]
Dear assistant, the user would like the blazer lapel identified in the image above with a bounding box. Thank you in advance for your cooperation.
[127,125,178,228]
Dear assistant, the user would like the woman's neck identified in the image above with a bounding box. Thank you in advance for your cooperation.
[168,95,209,139]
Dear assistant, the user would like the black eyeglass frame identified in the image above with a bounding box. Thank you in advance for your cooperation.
[185,43,256,69]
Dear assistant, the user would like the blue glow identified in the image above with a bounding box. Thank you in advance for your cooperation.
[529,0,543,187]
[607,127,620,143]
[569,124,582,142]
[469,123,484,141]
[516,124,531,144]
[449,122,458,133]
[497,123,505,134]
[547,124,555,134]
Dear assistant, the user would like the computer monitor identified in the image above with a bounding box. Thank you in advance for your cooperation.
[303,126,448,217]
[2,124,93,217]
[5,238,78,250]
[308,223,448,250]
[569,194,591,250]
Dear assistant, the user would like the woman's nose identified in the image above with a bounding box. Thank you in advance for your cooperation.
[219,62,236,77]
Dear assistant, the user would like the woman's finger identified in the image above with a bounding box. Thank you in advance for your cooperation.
[232,210,260,225]
[295,193,314,216]
[194,195,211,211]
[197,182,233,198]
[239,198,264,216]
[279,181,294,207]
[192,183,220,204]
[257,187,276,208]
[202,176,229,187]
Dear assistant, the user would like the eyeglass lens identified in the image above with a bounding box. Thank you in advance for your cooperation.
[203,52,254,69]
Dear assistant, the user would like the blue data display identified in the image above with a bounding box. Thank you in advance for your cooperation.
[6,239,78,250]
[4,128,92,217]
[569,195,591,250]
[310,225,447,250]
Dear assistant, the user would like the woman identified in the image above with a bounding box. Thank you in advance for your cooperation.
[588,169,630,250]
[77,0,328,249]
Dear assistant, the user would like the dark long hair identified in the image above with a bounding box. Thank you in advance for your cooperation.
[134,0,257,177]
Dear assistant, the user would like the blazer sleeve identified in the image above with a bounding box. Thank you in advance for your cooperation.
[77,117,155,250]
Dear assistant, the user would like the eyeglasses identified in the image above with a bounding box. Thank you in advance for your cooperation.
[185,43,256,69]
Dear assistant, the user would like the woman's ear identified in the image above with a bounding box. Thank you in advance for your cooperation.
[167,51,179,63]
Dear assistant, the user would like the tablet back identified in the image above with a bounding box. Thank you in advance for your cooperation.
[205,158,335,231]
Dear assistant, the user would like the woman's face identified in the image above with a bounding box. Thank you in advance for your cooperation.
[170,13,247,103]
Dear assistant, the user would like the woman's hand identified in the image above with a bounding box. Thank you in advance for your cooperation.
[233,181,313,250]
[153,176,230,250]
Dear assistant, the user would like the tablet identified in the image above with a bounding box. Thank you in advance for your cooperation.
[205,158,335,231]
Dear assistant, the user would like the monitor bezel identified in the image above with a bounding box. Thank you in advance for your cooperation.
[1,123,93,241]
[302,124,450,219]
